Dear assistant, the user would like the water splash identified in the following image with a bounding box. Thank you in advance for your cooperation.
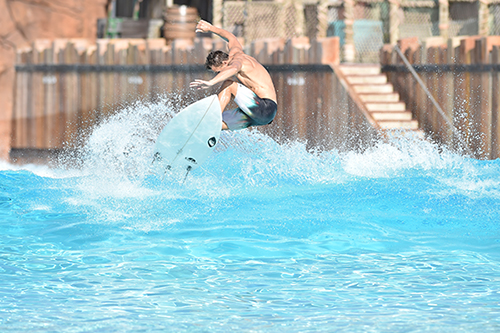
[6,97,499,205]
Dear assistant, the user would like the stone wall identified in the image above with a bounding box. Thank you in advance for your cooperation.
[0,0,107,160]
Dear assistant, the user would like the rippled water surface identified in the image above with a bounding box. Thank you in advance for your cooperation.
[1,100,500,332]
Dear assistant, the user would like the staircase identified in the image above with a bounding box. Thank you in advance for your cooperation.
[337,64,420,133]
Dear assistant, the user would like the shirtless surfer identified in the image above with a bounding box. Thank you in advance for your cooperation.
[189,20,277,131]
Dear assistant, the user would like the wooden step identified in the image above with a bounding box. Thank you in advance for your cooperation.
[378,120,419,130]
[371,111,413,121]
[337,64,422,133]
[353,84,393,94]
[359,93,400,102]
[345,75,387,85]
[382,129,426,139]
[366,102,406,112]
[339,65,381,75]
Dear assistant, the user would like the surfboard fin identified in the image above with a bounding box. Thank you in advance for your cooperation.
[161,165,172,181]
[152,152,162,165]
[182,166,192,184]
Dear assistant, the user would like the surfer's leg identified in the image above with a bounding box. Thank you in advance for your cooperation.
[218,80,238,112]
[217,80,239,130]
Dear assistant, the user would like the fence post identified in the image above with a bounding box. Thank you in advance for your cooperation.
[389,0,400,45]
[213,0,223,28]
[343,0,355,62]
[293,0,306,38]
[478,0,489,36]
[439,0,449,40]
[317,0,329,38]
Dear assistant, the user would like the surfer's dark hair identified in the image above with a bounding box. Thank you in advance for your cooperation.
[205,50,229,70]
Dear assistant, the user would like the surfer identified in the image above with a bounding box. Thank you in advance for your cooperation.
[190,20,277,131]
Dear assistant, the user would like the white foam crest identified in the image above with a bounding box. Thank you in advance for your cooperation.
[215,130,345,185]
[68,96,180,199]
[66,95,235,221]
[432,161,500,199]
[79,97,175,179]
[435,177,500,199]
[341,135,465,178]
[0,160,81,178]
[61,96,487,195]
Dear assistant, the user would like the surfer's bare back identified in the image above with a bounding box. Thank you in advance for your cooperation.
[189,20,277,131]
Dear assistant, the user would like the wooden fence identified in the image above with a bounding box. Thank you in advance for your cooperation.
[12,36,378,162]
[381,36,500,160]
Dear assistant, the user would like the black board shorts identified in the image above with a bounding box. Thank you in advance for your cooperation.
[222,83,277,130]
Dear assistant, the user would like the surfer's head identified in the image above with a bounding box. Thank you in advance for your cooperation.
[205,51,229,72]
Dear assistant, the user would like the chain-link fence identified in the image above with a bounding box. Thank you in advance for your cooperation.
[219,0,499,63]
[450,2,478,36]
[222,1,302,40]
[399,6,439,40]
[353,1,387,62]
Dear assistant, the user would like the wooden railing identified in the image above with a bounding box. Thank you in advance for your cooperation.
[381,36,500,160]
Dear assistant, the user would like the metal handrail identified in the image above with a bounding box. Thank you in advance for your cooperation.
[393,45,469,154]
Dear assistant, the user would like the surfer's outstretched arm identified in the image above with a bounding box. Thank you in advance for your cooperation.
[189,59,241,90]
[195,20,243,53]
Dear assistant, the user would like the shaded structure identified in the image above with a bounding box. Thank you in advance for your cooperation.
[11,37,381,164]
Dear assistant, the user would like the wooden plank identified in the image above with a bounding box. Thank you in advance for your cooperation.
[453,39,468,153]
[437,46,449,144]
[162,45,174,102]
[51,40,64,148]
[305,72,321,149]
[147,42,161,100]
[462,37,480,155]
[470,39,486,158]
[479,38,492,159]
[295,71,307,139]
[281,71,295,140]
[444,43,455,146]
[425,46,436,139]
[62,42,80,148]
[36,41,52,148]
[12,50,28,149]
[111,42,121,107]
[79,44,92,146]
[87,47,99,127]
[414,47,426,129]
[491,46,500,159]
[96,40,106,122]
[28,42,39,148]
[127,42,139,102]
[43,45,55,148]
[137,41,149,100]
[22,50,31,149]
[103,41,114,117]
[317,71,332,150]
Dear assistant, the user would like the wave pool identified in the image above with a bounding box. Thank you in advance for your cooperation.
[1,99,499,332]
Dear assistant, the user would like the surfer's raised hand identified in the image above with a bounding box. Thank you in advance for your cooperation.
[190,79,213,90]
[195,20,212,33]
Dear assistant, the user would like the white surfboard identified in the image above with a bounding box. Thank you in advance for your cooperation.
[152,95,222,180]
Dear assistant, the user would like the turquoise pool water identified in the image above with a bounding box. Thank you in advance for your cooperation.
[1,100,500,332]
